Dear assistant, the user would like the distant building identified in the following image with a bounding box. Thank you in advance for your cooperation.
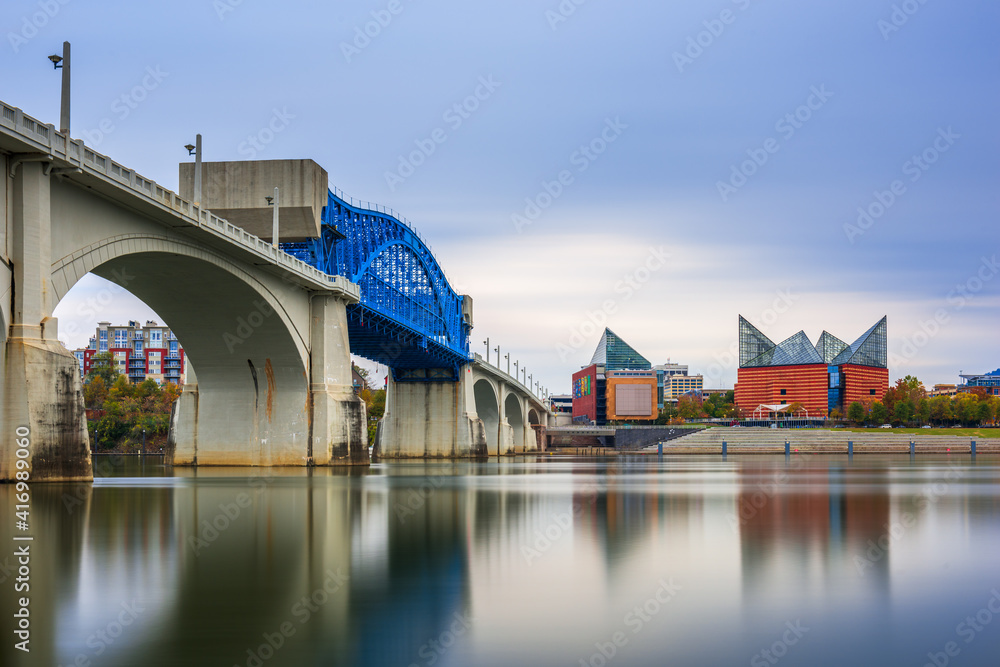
[669,374,704,400]
[735,316,888,417]
[959,369,1000,396]
[573,328,697,424]
[79,320,185,385]
[928,384,957,398]
[605,369,657,421]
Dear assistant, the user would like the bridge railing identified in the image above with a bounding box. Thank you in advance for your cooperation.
[472,353,548,403]
[1,100,357,299]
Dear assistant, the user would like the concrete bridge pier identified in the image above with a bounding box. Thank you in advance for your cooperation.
[308,294,368,465]
[1,160,92,482]
[376,367,488,459]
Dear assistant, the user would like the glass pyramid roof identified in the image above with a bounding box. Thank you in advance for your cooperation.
[830,316,887,368]
[589,328,650,370]
[739,316,887,369]
[815,331,849,363]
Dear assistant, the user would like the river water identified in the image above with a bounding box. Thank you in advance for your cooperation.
[3,454,1000,667]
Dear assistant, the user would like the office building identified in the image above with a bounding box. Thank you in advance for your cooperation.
[79,320,186,385]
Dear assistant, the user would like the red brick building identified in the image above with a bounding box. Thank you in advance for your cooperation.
[735,316,888,417]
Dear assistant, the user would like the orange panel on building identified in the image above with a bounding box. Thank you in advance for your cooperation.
[735,364,830,416]
[606,375,657,421]
[841,364,889,406]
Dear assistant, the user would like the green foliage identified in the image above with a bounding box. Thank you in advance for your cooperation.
[847,401,866,424]
[85,376,181,451]
[86,351,121,386]
[869,401,888,424]
[361,388,386,446]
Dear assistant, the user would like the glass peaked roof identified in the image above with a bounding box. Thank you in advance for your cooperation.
[588,328,651,370]
[815,331,849,363]
[739,316,776,367]
[771,331,823,366]
[739,316,887,369]
[830,316,887,368]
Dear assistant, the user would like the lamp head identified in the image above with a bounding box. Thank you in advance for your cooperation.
[48,54,63,69]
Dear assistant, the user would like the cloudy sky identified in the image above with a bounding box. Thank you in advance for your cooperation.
[4,0,997,392]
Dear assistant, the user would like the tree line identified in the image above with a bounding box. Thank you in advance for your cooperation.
[84,351,180,451]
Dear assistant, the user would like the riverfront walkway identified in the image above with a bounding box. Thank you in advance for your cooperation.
[641,427,1000,455]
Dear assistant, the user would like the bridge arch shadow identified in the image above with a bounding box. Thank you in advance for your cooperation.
[473,379,499,455]
[504,393,524,451]
[53,237,312,465]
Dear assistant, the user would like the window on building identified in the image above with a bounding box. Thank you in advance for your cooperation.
[780,389,787,395]
[150,330,162,344]
[870,389,876,395]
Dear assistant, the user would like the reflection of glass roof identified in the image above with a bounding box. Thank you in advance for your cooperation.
[589,328,651,370]
[739,316,887,369]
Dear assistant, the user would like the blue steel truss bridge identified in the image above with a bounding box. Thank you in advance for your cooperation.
[281,188,472,381]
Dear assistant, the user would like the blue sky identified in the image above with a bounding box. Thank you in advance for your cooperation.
[4,0,998,392]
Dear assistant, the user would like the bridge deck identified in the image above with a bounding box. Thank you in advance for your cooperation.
[0,100,358,301]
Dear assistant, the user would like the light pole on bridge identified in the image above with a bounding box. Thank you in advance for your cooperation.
[483,338,489,364]
[266,188,280,247]
[184,135,203,207]
[505,354,510,375]
[48,42,70,135]
[513,360,518,380]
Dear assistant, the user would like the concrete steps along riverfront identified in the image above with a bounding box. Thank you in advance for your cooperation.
[641,427,1000,455]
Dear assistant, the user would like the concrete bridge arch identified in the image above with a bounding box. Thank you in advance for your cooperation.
[0,117,368,481]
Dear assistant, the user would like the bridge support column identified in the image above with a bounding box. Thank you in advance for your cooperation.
[1,161,91,482]
[377,366,487,459]
[167,363,199,464]
[309,295,368,465]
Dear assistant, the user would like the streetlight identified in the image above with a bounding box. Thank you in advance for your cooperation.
[483,338,489,364]
[504,353,510,375]
[185,134,203,207]
[514,360,518,379]
[494,345,500,368]
[266,187,279,247]
[48,41,70,135]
